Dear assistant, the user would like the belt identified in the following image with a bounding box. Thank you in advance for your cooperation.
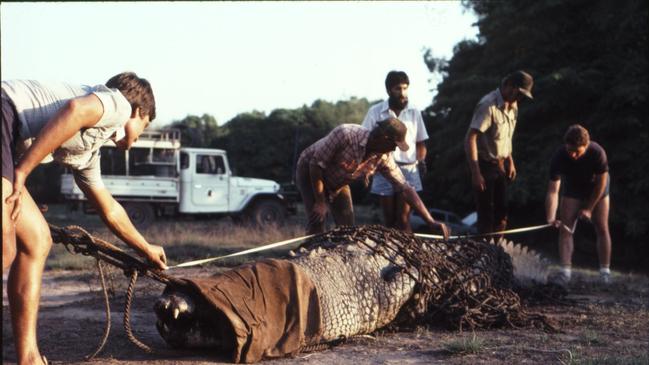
[396,161,417,167]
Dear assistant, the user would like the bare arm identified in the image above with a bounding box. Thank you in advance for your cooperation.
[464,129,485,191]
[308,163,328,225]
[7,95,103,219]
[16,95,103,183]
[80,184,167,270]
[401,185,449,240]
[415,141,427,162]
[545,179,561,224]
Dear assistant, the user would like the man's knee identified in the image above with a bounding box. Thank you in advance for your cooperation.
[593,222,610,238]
[19,223,53,260]
[2,239,16,271]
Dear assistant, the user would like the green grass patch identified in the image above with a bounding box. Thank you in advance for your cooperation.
[579,329,606,346]
[443,333,486,355]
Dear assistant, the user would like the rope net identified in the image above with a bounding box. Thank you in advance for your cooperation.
[300,225,555,331]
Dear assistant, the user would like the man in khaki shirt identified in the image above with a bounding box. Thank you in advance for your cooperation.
[464,70,534,236]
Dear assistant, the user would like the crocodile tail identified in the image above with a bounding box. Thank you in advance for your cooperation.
[494,238,549,286]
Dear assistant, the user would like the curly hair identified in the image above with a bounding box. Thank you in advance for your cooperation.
[564,124,590,146]
[385,71,409,91]
[106,72,156,121]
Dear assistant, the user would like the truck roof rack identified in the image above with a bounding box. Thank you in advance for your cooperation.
[137,129,181,143]
[107,128,182,150]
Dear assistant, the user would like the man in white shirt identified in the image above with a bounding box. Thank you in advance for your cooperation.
[362,71,430,232]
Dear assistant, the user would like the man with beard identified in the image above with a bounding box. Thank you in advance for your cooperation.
[362,71,429,232]
[296,118,449,239]
[464,70,534,237]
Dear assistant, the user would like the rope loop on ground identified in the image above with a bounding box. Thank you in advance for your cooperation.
[84,259,112,360]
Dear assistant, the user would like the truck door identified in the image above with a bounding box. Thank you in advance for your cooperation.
[189,153,229,212]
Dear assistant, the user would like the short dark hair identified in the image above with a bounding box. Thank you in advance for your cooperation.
[106,72,156,121]
[385,71,409,91]
[564,124,590,146]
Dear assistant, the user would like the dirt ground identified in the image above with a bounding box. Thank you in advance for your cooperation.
[3,264,648,365]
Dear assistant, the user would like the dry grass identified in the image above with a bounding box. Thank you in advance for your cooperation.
[43,202,384,270]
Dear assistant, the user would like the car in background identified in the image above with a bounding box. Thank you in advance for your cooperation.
[410,208,477,235]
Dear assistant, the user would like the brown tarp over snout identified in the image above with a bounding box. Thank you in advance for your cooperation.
[184,259,322,363]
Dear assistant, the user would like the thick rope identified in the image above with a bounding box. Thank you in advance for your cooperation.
[84,259,111,360]
[48,224,191,357]
[123,270,154,353]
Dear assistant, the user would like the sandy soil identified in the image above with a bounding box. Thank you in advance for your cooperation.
[3,265,648,365]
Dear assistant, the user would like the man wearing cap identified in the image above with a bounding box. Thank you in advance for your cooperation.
[464,70,534,236]
[296,118,449,238]
[362,71,429,232]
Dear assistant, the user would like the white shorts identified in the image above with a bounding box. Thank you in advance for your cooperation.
[371,163,422,196]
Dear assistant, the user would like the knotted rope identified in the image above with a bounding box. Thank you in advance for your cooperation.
[49,224,188,358]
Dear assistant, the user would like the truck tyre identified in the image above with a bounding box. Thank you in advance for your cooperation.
[248,200,286,227]
[123,202,155,229]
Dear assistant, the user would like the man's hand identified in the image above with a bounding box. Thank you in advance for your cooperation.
[429,221,450,240]
[578,208,592,221]
[471,171,486,192]
[144,244,168,270]
[507,162,517,181]
[6,169,27,221]
[309,201,328,227]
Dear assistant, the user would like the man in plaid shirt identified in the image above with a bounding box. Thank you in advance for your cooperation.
[296,118,449,237]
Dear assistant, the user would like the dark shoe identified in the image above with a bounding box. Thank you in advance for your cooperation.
[549,272,570,287]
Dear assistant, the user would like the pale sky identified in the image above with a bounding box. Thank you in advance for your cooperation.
[1,1,478,126]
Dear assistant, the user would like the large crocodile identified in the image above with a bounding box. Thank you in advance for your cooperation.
[154,225,550,363]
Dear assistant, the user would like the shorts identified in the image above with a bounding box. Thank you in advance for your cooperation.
[370,163,422,196]
[562,174,610,201]
[2,90,18,183]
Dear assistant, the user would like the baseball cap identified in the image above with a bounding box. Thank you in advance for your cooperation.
[509,70,534,99]
[376,118,409,152]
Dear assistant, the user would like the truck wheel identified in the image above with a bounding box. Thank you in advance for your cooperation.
[123,202,155,229]
[248,200,286,227]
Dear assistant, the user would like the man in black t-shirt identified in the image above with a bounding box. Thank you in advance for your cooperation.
[545,124,612,285]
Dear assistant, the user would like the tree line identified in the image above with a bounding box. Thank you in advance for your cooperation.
[26,0,647,265]
[421,0,647,262]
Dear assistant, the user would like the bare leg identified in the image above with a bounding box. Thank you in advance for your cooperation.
[2,177,17,271]
[395,192,413,233]
[330,185,354,227]
[558,196,581,267]
[591,196,611,268]
[8,188,51,365]
[378,195,396,228]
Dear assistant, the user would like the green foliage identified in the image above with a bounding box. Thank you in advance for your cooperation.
[442,333,486,355]
[423,0,648,247]
[206,97,373,182]
[169,113,223,147]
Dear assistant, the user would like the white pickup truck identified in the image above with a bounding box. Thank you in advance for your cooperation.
[60,129,295,227]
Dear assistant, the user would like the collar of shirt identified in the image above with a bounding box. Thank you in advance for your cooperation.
[495,88,518,112]
[378,99,417,118]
